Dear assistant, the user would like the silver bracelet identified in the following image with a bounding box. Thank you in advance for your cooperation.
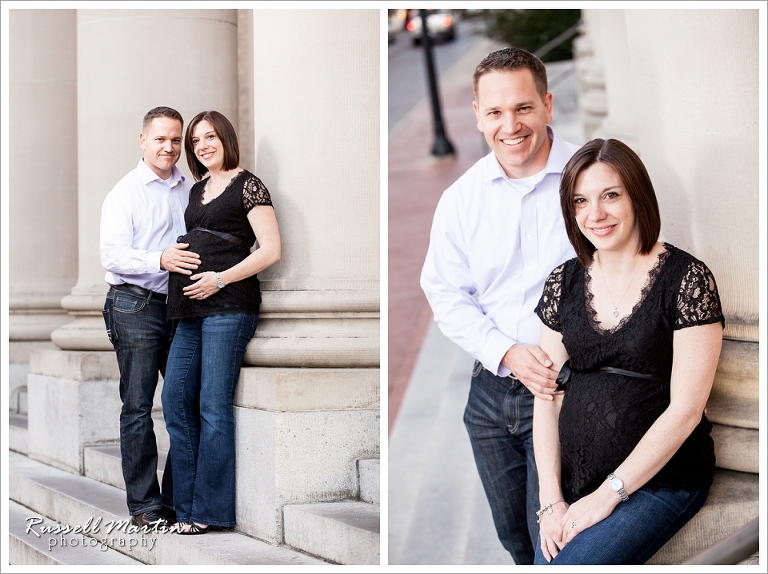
[535,499,566,523]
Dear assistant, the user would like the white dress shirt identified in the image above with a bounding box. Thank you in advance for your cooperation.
[100,159,191,294]
[421,127,580,377]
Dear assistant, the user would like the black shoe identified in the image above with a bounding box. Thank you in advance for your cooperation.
[131,509,171,529]
[176,522,210,535]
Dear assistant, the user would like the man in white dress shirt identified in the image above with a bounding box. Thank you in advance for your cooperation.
[421,48,580,564]
[100,107,200,528]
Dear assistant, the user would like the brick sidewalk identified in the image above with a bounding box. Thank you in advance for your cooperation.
[387,83,488,433]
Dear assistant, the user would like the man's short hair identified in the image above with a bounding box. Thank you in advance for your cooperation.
[472,47,548,100]
[560,138,662,268]
[142,106,184,132]
[185,110,240,181]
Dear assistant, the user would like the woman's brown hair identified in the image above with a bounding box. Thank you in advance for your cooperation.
[185,110,240,181]
[560,138,661,267]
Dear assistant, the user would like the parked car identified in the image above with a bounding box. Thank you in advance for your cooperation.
[406,9,457,46]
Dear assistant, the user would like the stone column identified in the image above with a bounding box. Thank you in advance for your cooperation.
[573,10,607,140]
[8,10,78,412]
[234,9,380,543]
[622,9,758,560]
[28,8,240,473]
[588,10,639,151]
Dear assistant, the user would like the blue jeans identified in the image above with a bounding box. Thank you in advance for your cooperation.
[463,361,538,565]
[103,284,174,517]
[534,486,710,564]
[161,312,258,527]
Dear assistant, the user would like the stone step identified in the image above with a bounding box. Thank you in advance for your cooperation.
[8,499,142,565]
[647,468,759,564]
[711,423,758,474]
[9,412,28,455]
[83,444,167,491]
[8,451,326,565]
[358,458,380,505]
[284,501,380,565]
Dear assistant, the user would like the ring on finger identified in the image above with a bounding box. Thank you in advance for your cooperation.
[570,522,576,529]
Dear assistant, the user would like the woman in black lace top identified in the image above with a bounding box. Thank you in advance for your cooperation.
[532,139,723,564]
[161,111,280,535]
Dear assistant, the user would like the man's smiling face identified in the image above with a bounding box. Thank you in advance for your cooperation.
[473,69,553,179]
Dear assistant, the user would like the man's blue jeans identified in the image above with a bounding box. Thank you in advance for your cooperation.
[534,486,709,564]
[463,361,538,565]
[103,284,174,517]
[161,312,258,527]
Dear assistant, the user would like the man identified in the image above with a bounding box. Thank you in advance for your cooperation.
[100,106,201,528]
[420,48,580,564]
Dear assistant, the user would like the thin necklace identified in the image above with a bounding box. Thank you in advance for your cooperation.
[596,253,643,318]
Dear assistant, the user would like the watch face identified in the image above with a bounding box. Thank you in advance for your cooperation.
[610,477,623,491]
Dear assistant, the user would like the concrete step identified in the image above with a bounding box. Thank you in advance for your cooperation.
[8,451,326,565]
[9,412,28,455]
[284,501,380,565]
[8,499,142,565]
[358,458,380,505]
[83,444,167,491]
[647,468,760,564]
[711,422,758,473]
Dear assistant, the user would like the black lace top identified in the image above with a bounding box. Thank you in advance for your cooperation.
[167,170,273,320]
[535,243,724,501]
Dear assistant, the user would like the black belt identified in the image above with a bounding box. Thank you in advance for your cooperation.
[556,360,667,391]
[112,283,167,303]
[180,227,245,246]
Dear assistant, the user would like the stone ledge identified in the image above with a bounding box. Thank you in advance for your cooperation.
[283,501,380,565]
[30,349,118,381]
[9,499,141,566]
[647,468,759,564]
[235,367,379,411]
[358,459,380,505]
[8,451,327,565]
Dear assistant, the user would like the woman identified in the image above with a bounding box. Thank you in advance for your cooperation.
[161,110,280,534]
[532,138,723,564]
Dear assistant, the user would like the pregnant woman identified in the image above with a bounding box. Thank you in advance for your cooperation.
[162,110,280,534]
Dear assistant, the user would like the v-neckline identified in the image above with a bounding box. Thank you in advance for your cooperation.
[583,243,671,336]
[200,170,244,206]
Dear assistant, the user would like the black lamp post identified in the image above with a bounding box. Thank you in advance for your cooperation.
[420,9,455,158]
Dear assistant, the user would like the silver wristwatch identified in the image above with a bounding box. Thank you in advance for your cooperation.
[215,272,225,289]
[607,473,629,502]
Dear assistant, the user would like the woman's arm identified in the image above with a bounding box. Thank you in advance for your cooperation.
[560,321,722,545]
[533,323,570,562]
[183,205,281,299]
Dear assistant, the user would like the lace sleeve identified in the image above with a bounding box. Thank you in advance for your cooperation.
[675,260,725,329]
[242,174,273,211]
[535,264,565,332]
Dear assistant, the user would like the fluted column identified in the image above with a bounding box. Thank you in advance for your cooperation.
[573,10,607,141]
[29,8,239,473]
[8,10,78,407]
[51,8,239,351]
[624,9,759,475]
[234,9,380,543]
[588,10,639,151]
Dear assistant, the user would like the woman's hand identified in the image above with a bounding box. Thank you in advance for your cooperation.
[538,502,569,562]
[183,271,221,300]
[559,486,619,546]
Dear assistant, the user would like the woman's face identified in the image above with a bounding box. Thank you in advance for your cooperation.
[190,119,224,172]
[572,162,639,255]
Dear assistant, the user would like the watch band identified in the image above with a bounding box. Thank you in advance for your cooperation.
[215,272,225,289]
[607,473,629,502]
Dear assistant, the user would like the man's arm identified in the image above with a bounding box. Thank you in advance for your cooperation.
[99,189,200,276]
